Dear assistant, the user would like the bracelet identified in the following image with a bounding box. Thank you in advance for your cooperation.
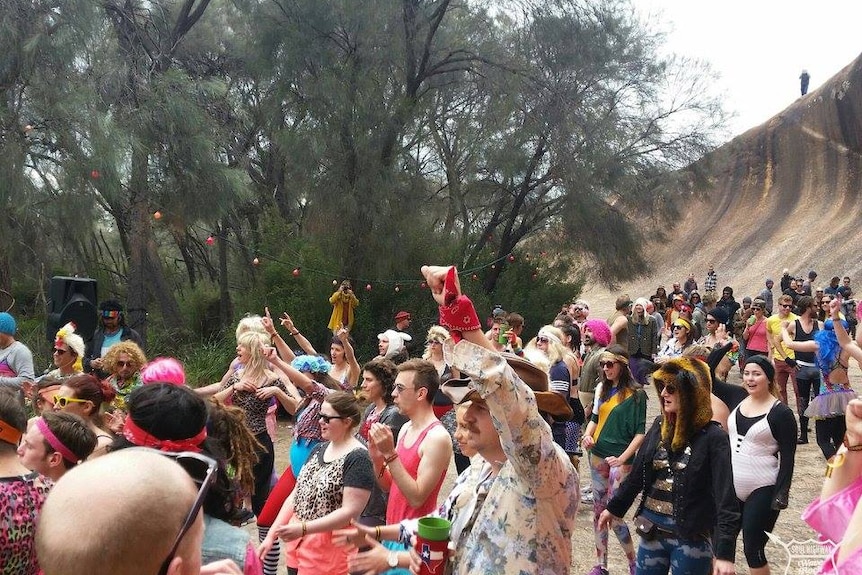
[301,520,307,536]
[270,332,280,340]
[383,453,399,465]
[290,330,300,336]
[843,435,862,451]
[375,526,382,541]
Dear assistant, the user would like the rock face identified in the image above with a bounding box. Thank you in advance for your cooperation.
[587,51,862,312]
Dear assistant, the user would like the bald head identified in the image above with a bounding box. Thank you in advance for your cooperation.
[37,449,201,575]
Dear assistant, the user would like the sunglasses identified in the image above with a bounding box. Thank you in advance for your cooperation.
[752,306,763,310]
[572,307,584,312]
[101,310,120,318]
[116,361,132,368]
[780,304,793,309]
[53,396,90,408]
[135,448,219,575]
[536,336,550,344]
[317,413,348,423]
[659,383,678,395]
[599,361,617,369]
[672,324,685,330]
[706,318,717,323]
[394,383,415,393]
[52,348,68,355]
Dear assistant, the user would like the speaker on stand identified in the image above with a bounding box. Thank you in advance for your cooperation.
[46,277,98,343]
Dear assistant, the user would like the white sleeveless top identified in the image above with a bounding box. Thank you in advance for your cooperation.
[728,400,780,501]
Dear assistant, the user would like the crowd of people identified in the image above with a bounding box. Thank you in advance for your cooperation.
[0,265,861,575]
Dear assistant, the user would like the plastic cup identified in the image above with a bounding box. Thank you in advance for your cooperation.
[417,517,451,541]
[415,518,451,575]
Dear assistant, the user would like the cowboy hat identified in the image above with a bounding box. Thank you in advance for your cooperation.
[441,352,573,419]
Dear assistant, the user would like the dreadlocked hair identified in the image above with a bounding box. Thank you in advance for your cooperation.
[207,398,262,496]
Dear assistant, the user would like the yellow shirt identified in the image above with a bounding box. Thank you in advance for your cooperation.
[766,313,797,359]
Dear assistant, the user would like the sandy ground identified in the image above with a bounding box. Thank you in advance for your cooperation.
[260,361,860,574]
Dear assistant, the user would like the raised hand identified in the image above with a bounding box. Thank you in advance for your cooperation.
[262,307,276,335]
[421,265,458,305]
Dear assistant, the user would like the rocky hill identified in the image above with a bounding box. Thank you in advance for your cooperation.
[584,51,862,315]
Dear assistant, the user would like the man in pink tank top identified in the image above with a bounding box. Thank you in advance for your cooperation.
[369,359,453,568]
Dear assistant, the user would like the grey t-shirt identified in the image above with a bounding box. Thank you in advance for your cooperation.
[0,341,35,389]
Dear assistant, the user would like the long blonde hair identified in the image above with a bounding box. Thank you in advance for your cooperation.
[536,325,568,364]
[236,332,269,379]
[422,325,449,360]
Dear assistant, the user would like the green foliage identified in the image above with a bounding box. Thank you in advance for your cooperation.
[0,0,726,353]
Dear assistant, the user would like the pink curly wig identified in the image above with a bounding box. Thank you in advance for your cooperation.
[140,357,186,387]
[584,319,612,347]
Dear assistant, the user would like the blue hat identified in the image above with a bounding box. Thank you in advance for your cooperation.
[0,313,16,336]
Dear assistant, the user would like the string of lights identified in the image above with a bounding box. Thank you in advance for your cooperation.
[153,214,541,291]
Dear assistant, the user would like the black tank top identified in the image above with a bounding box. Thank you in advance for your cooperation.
[794,318,818,363]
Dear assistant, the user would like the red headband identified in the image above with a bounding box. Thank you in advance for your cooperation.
[0,418,23,446]
[35,417,80,464]
[123,417,206,453]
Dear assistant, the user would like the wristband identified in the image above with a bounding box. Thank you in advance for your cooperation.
[843,435,862,451]
[290,330,300,336]
[302,521,307,536]
[375,526,382,541]
[383,452,399,465]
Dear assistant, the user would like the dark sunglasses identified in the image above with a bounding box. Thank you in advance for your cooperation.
[536,336,550,344]
[672,324,685,330]
[52,348,68,355]
[143,448,217,575]
[317,413,348,423]
[659,383,678,394]
[780,304,793,309]
[101,310,120,318]
[599,361,617,369]
[706,318,717,323]
[116,361,132,367]
[572,307,584,312]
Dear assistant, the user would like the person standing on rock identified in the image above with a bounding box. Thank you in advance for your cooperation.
[800,70,810,96]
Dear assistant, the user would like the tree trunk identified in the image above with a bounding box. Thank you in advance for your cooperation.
[125,145,184,343]
[218,222,232,331]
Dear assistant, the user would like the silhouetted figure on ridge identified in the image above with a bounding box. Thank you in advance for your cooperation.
[800,69,810,96]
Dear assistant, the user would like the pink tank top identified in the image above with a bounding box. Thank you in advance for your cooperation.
[386,420,446,524]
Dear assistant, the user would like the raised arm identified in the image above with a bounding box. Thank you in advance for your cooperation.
[337,328,361,388]
[262,307,295,363]
[422,265,572,496]
[267,356,312,392]
[831,298,862,365]
[279,312,316,356]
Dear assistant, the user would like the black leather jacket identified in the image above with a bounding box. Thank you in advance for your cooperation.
[606,417,740,561]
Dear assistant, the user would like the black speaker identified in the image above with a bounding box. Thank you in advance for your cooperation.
[46,277,98,342]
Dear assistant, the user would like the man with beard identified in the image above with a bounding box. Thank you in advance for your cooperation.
[579,320,612,424]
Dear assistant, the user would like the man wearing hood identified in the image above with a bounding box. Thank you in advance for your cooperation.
[715,287,740,332]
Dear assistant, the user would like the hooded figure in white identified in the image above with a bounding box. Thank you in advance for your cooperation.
[377,329,412,364]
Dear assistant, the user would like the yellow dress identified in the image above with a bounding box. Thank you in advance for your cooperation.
[327,290,359,332]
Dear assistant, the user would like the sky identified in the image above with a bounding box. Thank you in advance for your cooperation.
[631,1,862,138]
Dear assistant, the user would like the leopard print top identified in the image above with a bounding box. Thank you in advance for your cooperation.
[293,443,374,521]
